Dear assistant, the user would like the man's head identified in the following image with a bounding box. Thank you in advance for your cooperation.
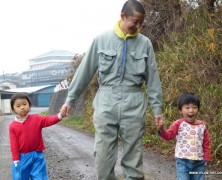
[120,0,145,35]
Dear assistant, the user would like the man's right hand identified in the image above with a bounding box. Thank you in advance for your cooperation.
[60,103,72,117]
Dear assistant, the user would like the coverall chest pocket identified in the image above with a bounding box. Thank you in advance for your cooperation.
[98,50,116,73]
[129,52,147,75]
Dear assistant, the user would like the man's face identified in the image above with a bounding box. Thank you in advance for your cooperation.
[120,10,145,35]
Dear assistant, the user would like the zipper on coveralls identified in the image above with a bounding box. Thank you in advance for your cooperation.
[117,39,127,82]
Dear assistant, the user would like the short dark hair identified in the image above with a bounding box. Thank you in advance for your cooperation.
[178,93,200,111]
[121,0,145,17]
[10,92,32,111]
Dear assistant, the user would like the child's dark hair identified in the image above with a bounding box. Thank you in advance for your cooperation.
[121,0,145,17]
[178,93,200,111]
[10,92,32,111]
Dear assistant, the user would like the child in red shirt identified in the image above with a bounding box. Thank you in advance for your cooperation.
[157,93,211,180]
[9,92,66,180]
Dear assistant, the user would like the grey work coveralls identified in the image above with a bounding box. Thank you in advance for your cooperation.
[65,29,162,180]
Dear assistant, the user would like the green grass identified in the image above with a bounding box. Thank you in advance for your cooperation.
[59,115,95,134]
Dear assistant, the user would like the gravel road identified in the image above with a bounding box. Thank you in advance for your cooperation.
[0,107,221,180]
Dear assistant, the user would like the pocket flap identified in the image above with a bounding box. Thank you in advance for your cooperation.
[98,50,116,60]
[130,52,148,60]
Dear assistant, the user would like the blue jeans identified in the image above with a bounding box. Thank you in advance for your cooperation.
[176,158,206,180]
[12,151,48,180]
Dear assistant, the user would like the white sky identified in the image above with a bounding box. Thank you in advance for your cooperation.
[0,0,126,74]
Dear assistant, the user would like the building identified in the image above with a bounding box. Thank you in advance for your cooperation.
[20,50,76,87]
[0,85,56,115]
[0,50,77,112]
[0,73,21,89]
[0,50,76,88]
[0,90,16,114]
[5,85,56,107]
[0,80,18,90]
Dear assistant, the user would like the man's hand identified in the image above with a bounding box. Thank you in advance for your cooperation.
[60,103,72,117]
[154,114,163,127]
[155,115,164,135]
[60,106,67,118]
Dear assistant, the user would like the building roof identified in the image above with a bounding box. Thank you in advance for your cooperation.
[0,73,21,83]
[0,80,19,85]
[0,90,17,95]
[4,85,55,94]
[22,61,73,72]
[31,50,76,60]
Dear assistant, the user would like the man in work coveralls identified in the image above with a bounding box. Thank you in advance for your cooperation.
[61,0,163,179]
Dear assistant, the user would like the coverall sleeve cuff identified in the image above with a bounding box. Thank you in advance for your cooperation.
[65,98,76,107]
[152,107,162,116]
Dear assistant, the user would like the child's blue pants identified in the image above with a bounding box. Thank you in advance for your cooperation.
[12,151,48,180]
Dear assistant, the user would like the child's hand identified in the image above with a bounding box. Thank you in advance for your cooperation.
[157,119,165,135]
[157,119,164,130]
[204,160,212,166]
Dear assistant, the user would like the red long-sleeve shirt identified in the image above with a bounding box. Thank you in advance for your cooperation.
[159,118,211,161]
[9,114,61,161]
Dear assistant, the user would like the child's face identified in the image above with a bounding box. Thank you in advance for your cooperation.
[180,103,199,123]
[120,10,145,35]
[13,98,30,118]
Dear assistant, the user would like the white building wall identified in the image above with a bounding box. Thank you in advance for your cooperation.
[0,99,11,114]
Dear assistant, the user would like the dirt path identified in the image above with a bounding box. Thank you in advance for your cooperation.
[0,108,221,180]
[43,124,176,180]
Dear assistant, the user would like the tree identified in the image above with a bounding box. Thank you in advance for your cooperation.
[141,0,185,50]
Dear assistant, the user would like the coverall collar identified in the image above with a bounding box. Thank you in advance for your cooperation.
[114,20,139,40]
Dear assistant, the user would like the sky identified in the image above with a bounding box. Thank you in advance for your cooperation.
[0,0,126,74]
